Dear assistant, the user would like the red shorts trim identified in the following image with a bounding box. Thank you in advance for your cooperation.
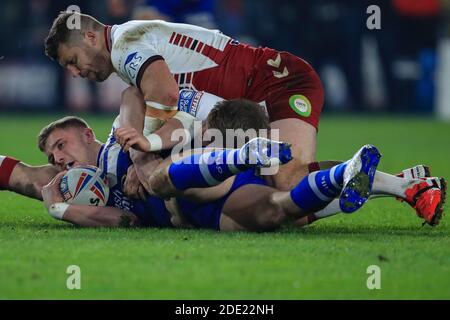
[0,157,20,189]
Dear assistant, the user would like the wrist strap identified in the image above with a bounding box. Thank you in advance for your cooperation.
[146,134,163,151]
[48,203,69,220]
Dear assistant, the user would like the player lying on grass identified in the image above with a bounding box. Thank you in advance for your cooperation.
[37,124,386,230]
[37,134,444,230]
[42,12,446,226]
[112,86,446,224]
[0,111,446,228]
[113,87,446,226]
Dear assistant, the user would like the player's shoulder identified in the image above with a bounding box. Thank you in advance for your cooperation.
[111,19,216,47]
[111,20,173,46]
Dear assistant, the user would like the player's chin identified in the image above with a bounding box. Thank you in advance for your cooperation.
[87,72,100,82]
[94,71,110,82]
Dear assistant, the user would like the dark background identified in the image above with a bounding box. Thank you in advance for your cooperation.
[0,0,447,116]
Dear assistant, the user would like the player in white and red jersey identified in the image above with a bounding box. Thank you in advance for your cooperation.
[44,12,323,191]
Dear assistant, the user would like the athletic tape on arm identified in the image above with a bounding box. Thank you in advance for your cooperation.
[145,100,178,111]
[143,116,165,136]
[173,111,196,131]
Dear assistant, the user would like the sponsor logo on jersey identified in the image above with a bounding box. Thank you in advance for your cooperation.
[112,189,132,212]
[190,91,203,117]
[289,94,312,117]
[178,90,203,117]
[180,90,194,100]
[124,51,143,80]
[60,175,73,201]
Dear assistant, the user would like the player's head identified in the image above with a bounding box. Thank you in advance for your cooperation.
[38,116,100,170]
[205,99,271,148]
[206,98,270,134]
[45,12,113,82]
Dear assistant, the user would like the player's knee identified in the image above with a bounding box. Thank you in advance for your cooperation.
[255,199,286,231]
[149,168,175,197]
[148,169,165,193]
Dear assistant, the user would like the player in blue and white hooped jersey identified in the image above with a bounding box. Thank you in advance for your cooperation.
[35,111,444,230]
[1,90,446,228]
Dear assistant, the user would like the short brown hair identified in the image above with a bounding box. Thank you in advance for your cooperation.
[44,12,103,61]
[38,116,90,152]
[206,99,270,135]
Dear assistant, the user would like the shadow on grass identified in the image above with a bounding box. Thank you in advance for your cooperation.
[281,224,448,238]
[0,221,447,240]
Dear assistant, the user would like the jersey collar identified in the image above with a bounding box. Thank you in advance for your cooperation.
[96,144,105,167]
[104,25,112,53]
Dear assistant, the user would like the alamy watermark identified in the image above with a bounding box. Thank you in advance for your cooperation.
[366,265,381,290]
[168,121,282,175]
[65,5,81,30]
[66,265,81,290]
[366,5,381,30]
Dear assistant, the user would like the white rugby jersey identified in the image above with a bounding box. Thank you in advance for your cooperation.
[109,20,232,88]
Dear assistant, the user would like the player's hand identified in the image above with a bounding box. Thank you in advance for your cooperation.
[41,171,66,209]
[123,165,147,201]
[115,127,151,153]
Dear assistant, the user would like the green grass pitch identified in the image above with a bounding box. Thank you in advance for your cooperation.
[0,114,449,299]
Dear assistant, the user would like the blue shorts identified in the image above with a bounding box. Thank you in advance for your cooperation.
[176,169,267,230]
[134,196,174,228]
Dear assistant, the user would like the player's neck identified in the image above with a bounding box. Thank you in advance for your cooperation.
[90,141,103,167]
[102,25,114,73]
[103,25,112,53]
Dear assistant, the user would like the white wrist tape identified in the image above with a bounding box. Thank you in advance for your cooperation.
[146,100,178,111]
[48,202,69,220]
[146,134,163,151]
[173,112,195,132]
[143,116,165,136]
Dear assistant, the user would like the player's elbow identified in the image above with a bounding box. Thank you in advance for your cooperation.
[157,90,179,108]
[121,86,144,106]
[144,88,179,109]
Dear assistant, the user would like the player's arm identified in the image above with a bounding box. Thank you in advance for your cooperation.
[116,88,225,153]
[62,205,140,228]
[138,59,179,113]
[41,171,140,228]
[114,52,196,152]
[1,155,59,201]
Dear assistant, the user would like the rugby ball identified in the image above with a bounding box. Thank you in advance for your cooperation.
[59,166,109,206]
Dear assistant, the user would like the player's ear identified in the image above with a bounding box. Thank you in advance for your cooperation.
[83,128,96,144]
[83,31,97,47]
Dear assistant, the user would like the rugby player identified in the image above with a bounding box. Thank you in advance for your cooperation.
[43,12,445,220]
[0,107,446,228]
[35,115,445,229]
[113,87,447,227]
[43,11,325,194]
[35,114,378,230]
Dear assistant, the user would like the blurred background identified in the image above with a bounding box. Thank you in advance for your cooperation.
[0,0,449,120]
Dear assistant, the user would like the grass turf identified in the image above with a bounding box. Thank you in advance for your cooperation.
[0,113,449,299]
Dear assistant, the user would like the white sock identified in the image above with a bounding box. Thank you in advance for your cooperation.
[372,171,412,198]
[313,199,341,219]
